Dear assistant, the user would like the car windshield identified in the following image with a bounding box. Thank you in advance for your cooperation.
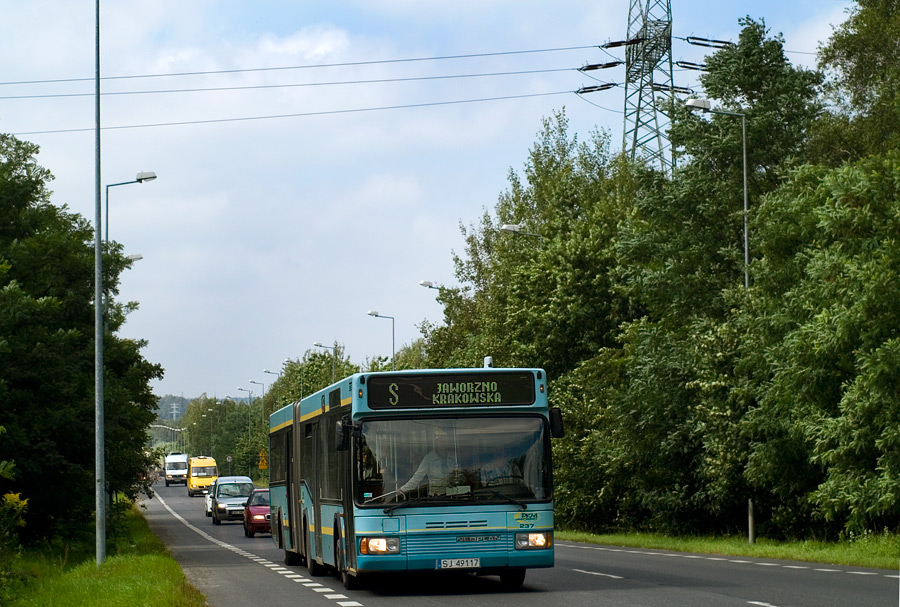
[217,482,254,498]
[355,416,550,507]
[191,466,217,477]
[168,462,187,470]
[249,491,270,506]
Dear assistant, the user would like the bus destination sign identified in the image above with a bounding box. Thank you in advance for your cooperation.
[367,372,536,409]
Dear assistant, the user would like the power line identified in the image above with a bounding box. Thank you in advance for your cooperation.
[0,67,577,101]
[0,45,599,88]
[12,90,573,136]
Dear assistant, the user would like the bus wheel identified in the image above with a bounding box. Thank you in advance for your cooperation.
[335,532,362,590]
[304,520,326,577]
[284,549,303,566]
[307,552,326,576]
[499,568,526,588]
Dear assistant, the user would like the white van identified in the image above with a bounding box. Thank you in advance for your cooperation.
[164,452,189,486]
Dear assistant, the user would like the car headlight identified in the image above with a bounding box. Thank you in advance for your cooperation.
[515,532,552,549]
[217,503,226,510]
[252,515,266,521]
[359,537,400,555]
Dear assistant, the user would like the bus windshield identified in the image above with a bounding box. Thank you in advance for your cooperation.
[355,416,550,506]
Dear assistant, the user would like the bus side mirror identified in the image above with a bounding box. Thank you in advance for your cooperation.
[335,419,349,451]
[549,407,565,438]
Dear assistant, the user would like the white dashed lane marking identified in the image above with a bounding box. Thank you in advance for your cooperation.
[156,494,364,606]
[557,543,897,579]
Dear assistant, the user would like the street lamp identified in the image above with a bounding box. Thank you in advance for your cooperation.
[284,357,304,400]
[313,342,336,382]
[687,98,754,543]
[95,169,156,565]
[499,224,542,240]
[249,379,265,395]
[105,171,157,245]
[249,379,265,432]
[236,387,252,439]
[686,98,749,289]
[419,280,439,290]
[367,311,395,371]
[263,368,281,378]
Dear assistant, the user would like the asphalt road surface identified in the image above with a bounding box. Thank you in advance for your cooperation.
[143,482,899,607]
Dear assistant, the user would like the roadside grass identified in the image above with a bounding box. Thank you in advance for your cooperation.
[5,502,206,607]
[556,530,900,571]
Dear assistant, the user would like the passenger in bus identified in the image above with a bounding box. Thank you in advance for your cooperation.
[398,427,460,497]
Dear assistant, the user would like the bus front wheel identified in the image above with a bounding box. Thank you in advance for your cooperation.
[499,568,526,588]
[335,531,362,590]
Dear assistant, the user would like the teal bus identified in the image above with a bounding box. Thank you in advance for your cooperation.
[268,366,564,590]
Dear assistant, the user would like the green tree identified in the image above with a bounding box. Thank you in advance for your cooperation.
[0,134,162,541]
[744,153,900,534]
[420,111,640,526]
[811,0,900,163]
[608,18,823,533]
[422,111,632,380]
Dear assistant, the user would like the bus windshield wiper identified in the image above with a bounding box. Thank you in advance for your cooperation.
[479,489,528,510]
[383,497,433,514]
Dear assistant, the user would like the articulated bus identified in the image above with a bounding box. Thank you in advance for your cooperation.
[269,366,564,590]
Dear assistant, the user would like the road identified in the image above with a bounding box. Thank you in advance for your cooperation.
[143,482,899,607]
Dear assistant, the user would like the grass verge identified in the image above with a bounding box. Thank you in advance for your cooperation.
[556,530,900,570]
[4,503,206,607]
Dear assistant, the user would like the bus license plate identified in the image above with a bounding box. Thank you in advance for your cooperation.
[438,558,480,569]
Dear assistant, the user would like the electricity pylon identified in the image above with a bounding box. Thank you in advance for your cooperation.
[622,0,675,173]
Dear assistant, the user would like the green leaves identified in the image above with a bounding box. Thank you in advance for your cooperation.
[423,12,900,538]
[0,134,161,541]
[746,152,900,532]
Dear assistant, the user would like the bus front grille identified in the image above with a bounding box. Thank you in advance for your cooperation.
[405,533,511,556]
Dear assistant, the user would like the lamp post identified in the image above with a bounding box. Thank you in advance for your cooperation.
[313,342,336,382]
[499,223,543,240]
[687,98,754,542]
[94,0,103,567]
[419,280,440,290]
[105,172,157,244]
[95,171,156,565]
[237,387,252,440]
[367,311,395,371]
[249,379,265,433]
[249,379,265,396]
[686,98,749,289]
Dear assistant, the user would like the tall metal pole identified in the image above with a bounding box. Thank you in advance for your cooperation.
[94,0,105,567]
[367,312,395,370]
[313,343,336,382]
[741,114,749,290]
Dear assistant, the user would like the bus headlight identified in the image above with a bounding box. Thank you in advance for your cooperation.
[360,537,400,555]
[515,532,552,549]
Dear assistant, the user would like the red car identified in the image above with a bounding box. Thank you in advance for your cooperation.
[242,488,270,537]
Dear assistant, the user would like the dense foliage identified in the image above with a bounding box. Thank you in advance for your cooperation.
[0,135,162,543]
[416,14,900,538]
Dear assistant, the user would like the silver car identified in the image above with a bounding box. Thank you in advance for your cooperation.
[210,476,255,525]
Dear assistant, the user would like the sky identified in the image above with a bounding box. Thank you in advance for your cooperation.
[3,0,852,399]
